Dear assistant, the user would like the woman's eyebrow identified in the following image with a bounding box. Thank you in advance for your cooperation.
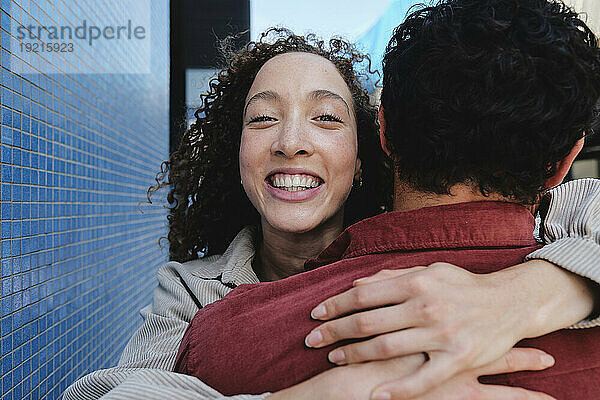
[309,89,350,114]
[244,90,279,116]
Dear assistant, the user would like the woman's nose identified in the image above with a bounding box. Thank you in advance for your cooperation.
[271,120,315,157]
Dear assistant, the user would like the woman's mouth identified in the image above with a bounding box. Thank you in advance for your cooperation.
[266,173,322,192]
[264,172,324,202]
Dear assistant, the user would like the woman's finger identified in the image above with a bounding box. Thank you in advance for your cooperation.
[414,383,556,400]
[306,302,422,349]
[474,385,557,400]
[311,275,419,320]
[476,348,555,376]
[371,353,460,400]
[326,328,437,365]
[353,267,427,286]
[371,349,556,400]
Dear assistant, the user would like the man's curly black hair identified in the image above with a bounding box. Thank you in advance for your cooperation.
[149,28,391,262]
[381,0,600,204]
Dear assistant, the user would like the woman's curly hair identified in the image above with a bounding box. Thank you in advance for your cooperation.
[148,28,392,262]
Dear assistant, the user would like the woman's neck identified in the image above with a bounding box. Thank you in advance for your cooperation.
[254,213,344,282]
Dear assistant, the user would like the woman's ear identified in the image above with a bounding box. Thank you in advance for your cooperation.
[378,106,392,157]
[545,136,585,188]
[354,158,362,181]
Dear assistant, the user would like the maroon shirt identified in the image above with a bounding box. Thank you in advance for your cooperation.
[174,202,600,397]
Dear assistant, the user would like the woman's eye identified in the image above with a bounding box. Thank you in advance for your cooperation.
[249,115,276,123]
[314,114,343,123]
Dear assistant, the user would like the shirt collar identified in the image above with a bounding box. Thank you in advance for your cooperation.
[185,225,261,286]
[306,201,537,270]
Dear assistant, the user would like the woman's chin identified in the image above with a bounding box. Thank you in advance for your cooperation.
[262,214,324,235]
[268,221,320,234]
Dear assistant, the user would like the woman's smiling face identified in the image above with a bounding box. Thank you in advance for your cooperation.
[240,52,361,234]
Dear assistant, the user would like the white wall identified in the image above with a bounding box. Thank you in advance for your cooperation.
[566,0,600,34]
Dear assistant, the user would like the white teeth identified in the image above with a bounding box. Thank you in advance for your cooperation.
[269,173,322,191]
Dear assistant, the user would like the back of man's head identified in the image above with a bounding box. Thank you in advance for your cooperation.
[381,0,600,204]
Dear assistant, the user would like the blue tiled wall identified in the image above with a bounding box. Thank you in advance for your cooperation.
[0,1,170,399]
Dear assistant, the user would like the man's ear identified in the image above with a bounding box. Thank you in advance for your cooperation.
[545,136,585,188]
[378,106,392,157]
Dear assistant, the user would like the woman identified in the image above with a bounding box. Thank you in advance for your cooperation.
[63,28,600,400]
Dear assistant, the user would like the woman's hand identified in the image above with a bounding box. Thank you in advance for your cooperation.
[268,353,426,400]
[388,348,556,400]
[267,348,555,400]
[304,261,589,399]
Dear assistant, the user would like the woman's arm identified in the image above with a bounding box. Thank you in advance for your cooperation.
[62,255,557,400]
[268,348,554,400]
[526,178,600,327]
[63,261,546,400]
[62,261,268,400]
[304,178,600,399]
[117,262,202,369]
[72,349,553,400]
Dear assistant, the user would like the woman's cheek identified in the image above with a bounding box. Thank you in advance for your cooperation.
[329,135,359,182]
[239,135,262,207]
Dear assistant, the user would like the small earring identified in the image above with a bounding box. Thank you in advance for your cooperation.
[240,179,243,185]
[353,176,363,188]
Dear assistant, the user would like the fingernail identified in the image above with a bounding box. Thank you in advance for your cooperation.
[311,305,327,319]
[542,354,555,367]
[305,330,323,347]
[371,390,391,400]
[328,349,346,364]
[353,277,367,285]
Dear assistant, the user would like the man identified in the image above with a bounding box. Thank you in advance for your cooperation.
[174,0,600,399]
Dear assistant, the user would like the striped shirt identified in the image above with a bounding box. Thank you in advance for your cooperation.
[63,179,600,400]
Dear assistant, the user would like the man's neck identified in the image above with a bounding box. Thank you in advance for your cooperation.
[392,178,518,212]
